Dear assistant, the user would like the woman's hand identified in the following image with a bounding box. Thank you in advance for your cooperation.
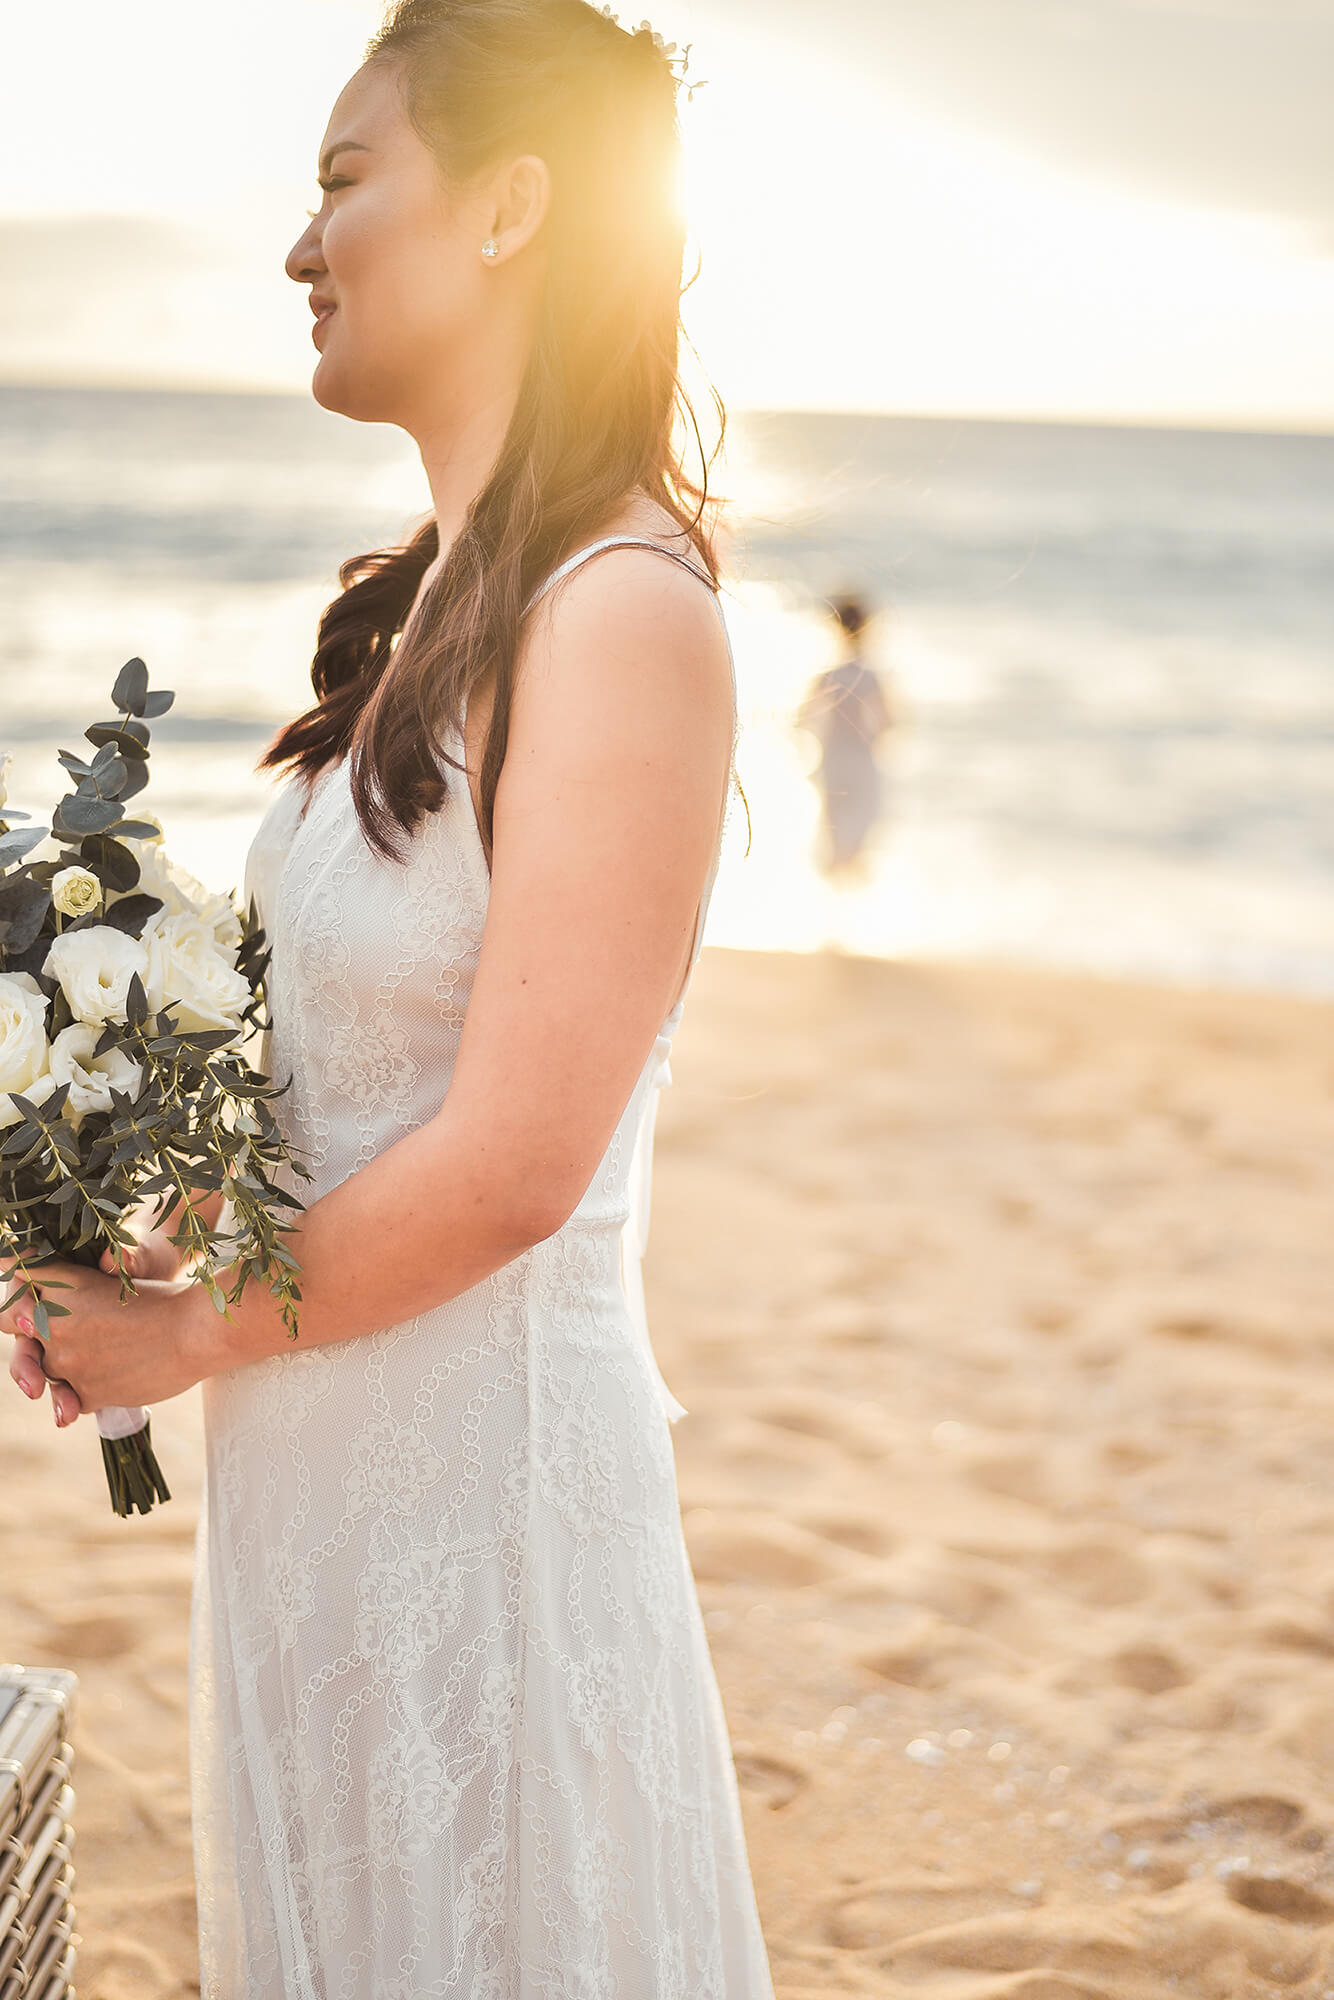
[2,1256,212,1424]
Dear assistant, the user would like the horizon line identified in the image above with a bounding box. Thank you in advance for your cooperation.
[1,374,1331,444]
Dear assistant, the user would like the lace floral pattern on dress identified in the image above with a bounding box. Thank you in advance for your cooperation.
[189,553,773,1998]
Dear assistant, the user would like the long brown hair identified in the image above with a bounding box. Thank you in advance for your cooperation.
[262,0,725,866]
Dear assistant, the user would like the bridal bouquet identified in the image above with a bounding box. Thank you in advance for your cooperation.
[0,658,311,1515]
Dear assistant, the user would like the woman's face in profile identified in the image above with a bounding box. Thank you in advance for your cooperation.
[284,61,490,429]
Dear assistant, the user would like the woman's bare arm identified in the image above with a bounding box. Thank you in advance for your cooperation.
[186,550,734,1379]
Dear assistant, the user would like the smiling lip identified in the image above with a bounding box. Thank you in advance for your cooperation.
[311,306,336,346]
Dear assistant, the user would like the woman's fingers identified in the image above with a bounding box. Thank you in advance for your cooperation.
[100,1243,143,1278]
[9,1331,48,1402]
[49,1378,82,1426]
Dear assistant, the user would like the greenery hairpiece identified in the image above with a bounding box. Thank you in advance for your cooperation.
[597,6,708,99]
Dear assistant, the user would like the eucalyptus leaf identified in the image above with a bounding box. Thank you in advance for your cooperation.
[56,794,122,835]
[79,834,140,894]
[101,892,163,935]
[0,875,52,954]
[112,657,149,715]
[85,721,149,761]
[0,826,46,868]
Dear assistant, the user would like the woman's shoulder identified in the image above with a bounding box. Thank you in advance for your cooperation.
[514,517,730,738]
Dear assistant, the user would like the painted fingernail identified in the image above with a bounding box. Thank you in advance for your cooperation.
[21,1379,38,1399]
[16,1316,32,1335]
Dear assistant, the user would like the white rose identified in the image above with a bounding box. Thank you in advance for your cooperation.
[189,888,244,953]
[0,751,11,811]
[51,865,104,919]
[47,1023,144,1130]
[141,909,251,1034]
[0,972,55,1129]
[111,836,241,948]
[113,839,193,921]
[44,926,149,1027]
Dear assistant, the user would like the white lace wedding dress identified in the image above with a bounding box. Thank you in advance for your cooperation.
[188,538,775,1998]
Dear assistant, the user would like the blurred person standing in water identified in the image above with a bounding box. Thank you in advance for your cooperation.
[797,592,894,876]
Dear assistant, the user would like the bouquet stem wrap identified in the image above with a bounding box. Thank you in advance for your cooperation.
[96,1406,171,1515]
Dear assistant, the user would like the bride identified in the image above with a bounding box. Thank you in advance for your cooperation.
[3,0,776,1992]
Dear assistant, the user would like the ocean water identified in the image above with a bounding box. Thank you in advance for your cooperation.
[3,383,1332,995]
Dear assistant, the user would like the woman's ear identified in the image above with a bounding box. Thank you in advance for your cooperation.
[483,153,552,263]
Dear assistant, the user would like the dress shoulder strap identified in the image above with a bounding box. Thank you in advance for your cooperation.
[523,535,717,615]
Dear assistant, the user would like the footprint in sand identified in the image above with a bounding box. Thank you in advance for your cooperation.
[824,1876,1032,1951]
[1224,1874,1334,1924]
[755,1397,889,1461]
[1039,1539,1152,1608]
[732,1751,808,1811]
[38,1610,137,1660]
[682,1510,853,1589]
[1210,1793,1306,1838]
[874,1907,1136,1989]
[795,1511,894,1559]
[1108,1643,1191,1694]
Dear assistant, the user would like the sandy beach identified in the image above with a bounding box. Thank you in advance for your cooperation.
[3,943,1333,2000]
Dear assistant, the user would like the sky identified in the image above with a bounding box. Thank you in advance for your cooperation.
[3,0,1332,426]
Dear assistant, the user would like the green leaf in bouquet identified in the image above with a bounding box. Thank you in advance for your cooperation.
[87,744,130,798]
[85,718,150,761]
[55,793,122,836]
[79,833,140,894]
[101,891,163,936]
[141,690,175,718]
[0,875,53,955]
[56,749,94,780]
[0,825,46,868]
[177,1027,240,1052]
[32,1295,71,1342]
[1,1121,44,1161]
[206,1071,267,1098]
[10,1081,70,1124]
[125,969,149,1028]
[118,759,151,801]
[110,819,162,841]
[111,657,150,715]
[0,805,31,822]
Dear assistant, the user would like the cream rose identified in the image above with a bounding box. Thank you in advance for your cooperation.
[110,837,242,949]
[44,926,149,1027]
[0,972,55,1129]
[51,865,104,919]
[0,751,11,811]
[141,910,250,1033]
[113,839,193,921]
[189,888,244,953]
[47,1023,144,1130]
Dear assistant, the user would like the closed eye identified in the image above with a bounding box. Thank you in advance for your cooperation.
[305,176,352,218]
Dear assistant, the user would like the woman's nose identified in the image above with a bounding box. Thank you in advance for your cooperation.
[285,223,324,285]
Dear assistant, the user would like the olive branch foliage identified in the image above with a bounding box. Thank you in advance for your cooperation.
[0,658,312,1345]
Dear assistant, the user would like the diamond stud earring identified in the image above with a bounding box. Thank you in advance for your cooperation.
[481,239,500,261]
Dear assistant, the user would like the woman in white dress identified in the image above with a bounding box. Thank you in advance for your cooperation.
[3,2,776,1993]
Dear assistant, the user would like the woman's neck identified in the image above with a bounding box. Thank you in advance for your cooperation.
[414,383,520,569]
